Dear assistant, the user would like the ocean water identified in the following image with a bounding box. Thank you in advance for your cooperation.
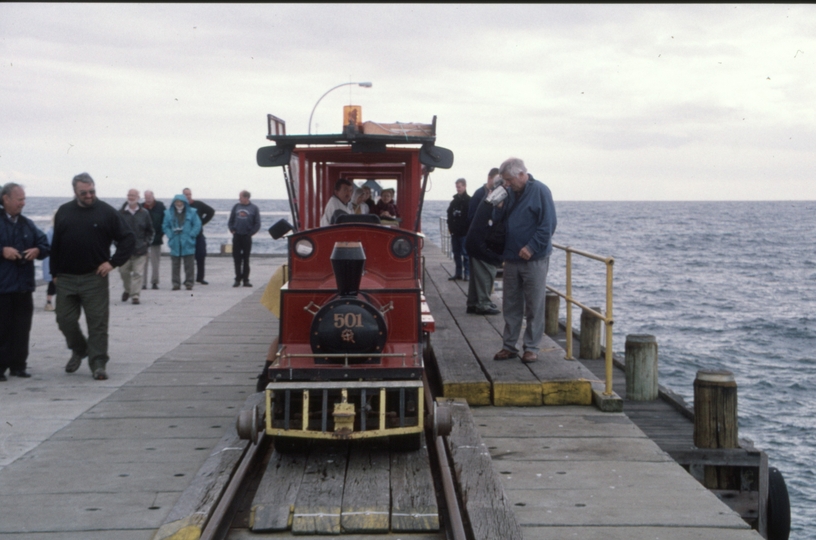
[21,197,815,537]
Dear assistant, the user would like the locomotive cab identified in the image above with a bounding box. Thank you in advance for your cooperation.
[250,108,453,450]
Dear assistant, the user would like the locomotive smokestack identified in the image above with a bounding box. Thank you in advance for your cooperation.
[330,242,366,296]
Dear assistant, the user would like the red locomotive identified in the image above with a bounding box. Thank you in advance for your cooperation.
[245,110,454,450]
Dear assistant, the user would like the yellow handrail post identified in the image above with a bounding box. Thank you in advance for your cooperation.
[604,259,615,395]
[565,249,574,360]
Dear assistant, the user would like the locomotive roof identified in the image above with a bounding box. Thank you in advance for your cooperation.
[265,131,436,147]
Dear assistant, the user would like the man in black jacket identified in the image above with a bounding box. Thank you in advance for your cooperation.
[51,173,135,380]
[465,175,505,315]
[446,178,470,281]
[0,183,50,380]
[182,188,215,285]
[118,189,154,305]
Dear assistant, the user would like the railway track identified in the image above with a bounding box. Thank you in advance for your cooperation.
[192,376,466,540]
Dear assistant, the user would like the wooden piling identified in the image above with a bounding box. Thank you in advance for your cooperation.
[625,334,658,401]
[544,292,560,336]
[693,369,739,489]
[578,306,602,359]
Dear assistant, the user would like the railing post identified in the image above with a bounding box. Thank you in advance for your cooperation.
[564,250,573,359]
[694,370,739,489]
[624,334,658,400]
[544,292,560,336]
[579,306,602,359]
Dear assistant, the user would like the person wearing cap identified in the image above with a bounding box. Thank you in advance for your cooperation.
[491,158,557,365]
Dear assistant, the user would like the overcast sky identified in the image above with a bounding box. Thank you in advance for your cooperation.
[2,4,815,202]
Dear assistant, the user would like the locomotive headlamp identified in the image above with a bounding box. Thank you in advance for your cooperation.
[294,238,314,258]
[391,236,413,258]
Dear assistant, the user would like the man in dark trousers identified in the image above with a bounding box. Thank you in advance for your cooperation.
[446,178,470,281]
[182,187,215,285]
[228,190,261,287]
[142,190,166,290]
[0,183,50,380]
[465,174,505,315]
[492,158,557,365]
[51,173,135,380]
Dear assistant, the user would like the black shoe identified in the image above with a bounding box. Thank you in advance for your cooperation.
[0,374,6,382]
[10,370,31,378]
[243,281,252,287]
[121,292,129,302]
[233,280,241,288]
[152,283,159,290]
[466,306,476,314]
[172,285,181,291]
[448,275,461,281]
[65,352,83,373]
[141,284,147,290]
[475,307,501,315]
[197,280,209,285]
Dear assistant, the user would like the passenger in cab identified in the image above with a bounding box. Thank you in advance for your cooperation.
[375,188,399,220]
[320,178,354,227]
[362,186,377,214]
[349,187,369,215]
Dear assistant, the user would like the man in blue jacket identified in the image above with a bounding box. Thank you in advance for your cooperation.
[228,190,261,287]
[492,158,557,364]
[0,183,50,380]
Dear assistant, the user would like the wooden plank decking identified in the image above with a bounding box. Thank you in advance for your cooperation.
[424,246,597,407]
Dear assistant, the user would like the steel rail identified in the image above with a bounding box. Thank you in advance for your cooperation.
[422,375,467,540]
[199,432,267,540]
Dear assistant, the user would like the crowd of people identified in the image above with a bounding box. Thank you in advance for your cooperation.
[0,174,261,381]
[2,159,554,382]
[447,157,557,365]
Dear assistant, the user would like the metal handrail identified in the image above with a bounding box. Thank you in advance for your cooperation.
[547,242,615,396]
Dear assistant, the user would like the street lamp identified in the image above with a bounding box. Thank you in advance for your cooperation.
[308,81,373,135]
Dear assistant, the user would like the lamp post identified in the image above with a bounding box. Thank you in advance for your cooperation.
[308,81,373,135]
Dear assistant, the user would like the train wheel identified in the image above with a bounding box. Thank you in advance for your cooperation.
[390,433,422,452]
[767,466,791,540]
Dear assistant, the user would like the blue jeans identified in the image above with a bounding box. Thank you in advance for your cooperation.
[451,235,469,279]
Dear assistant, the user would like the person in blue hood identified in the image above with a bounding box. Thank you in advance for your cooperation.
[162,195,202,291]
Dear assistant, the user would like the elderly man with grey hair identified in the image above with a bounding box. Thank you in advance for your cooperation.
[1,183,50,380]
[492,158,557,364]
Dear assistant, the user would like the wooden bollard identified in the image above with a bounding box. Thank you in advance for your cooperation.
[544,292,560,336]
[625,334,658,401]
[578,306,602,359]
[694,369,739,489]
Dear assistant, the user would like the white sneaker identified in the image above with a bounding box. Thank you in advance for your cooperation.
[44,302,55,312]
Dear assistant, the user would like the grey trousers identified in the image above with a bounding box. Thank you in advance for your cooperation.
[55,272,110,372]
[501,257,550,354]
[119,254,146,298]
[467,258,497,310]
[144,245,162,285]
[171,255,195,288]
